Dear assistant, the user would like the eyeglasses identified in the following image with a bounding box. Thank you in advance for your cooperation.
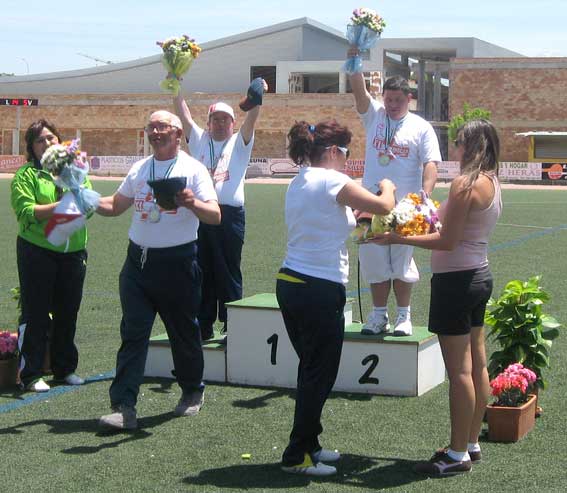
[144,122,175,133]
[325,145,350,158]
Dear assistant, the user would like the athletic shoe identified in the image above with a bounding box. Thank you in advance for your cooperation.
[62,373,85,385]
[414,450,472,476]
[173,389,204,416]
[393,311,412,336]
[26,378,50,393]
[281,453,337,476]
[361,311,390,335]
[99,405,138,430]
[312,448,341,462]
[434,446,481,464]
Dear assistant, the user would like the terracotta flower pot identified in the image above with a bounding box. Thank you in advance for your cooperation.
[487,394,537,442]
[0,357,19,388]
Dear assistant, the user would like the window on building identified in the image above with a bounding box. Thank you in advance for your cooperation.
[534,135,567,159]
[250,66,276,93]
[302,74,339,93]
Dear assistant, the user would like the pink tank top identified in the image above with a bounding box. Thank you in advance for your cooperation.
[431,174,502,273]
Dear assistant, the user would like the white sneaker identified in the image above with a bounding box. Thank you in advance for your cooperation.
[63,373,85,385]
[312,449,341,462]
[26,378,50,392]
[361,311,390,335]
[282,454,337,476]
[393,312,412,336]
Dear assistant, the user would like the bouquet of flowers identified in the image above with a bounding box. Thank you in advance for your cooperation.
[41,139,100,246]
[0,331,18,360]
[490,363,537,407]
[157,35,201,96]
[351,191,441,242]
[343,7,386,75]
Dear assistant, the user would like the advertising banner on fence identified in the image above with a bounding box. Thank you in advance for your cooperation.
[500,162,542,181]
[541,163,567,181]
[89,155,140,176]
[437,161,460,180]
[0,155,25,172]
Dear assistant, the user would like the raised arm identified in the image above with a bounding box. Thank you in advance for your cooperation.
[96,193,134,217]
[239,106,260,145]
[239,78,268,145]
[347,47,372,114]
[173,91,196,138]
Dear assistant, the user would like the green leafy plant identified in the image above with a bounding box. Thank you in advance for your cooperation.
[448,103,492,141]
[485,276,561,389]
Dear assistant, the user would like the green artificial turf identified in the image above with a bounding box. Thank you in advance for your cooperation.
[0,179,566,492]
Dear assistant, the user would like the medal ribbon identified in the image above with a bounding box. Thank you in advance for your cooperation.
[208,137,229,177]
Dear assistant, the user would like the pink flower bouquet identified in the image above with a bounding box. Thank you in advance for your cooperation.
[490,363,537,407]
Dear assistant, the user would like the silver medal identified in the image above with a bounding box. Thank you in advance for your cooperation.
[149,202,161,223]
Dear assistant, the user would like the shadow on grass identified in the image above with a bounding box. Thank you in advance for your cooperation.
[0,410,177,453]
[229,385,374,410]
[183,453,426,490]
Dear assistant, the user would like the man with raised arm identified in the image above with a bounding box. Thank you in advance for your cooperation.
[348,49,441,336]
[174,78,266,341]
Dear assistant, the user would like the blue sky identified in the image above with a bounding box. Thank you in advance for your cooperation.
[2,0,565,75]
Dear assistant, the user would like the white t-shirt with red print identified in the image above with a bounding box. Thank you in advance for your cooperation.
[117,150,217,248]
[188,124,254,207]
[360,99,441,200]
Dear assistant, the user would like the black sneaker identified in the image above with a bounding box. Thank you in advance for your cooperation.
[433,446,481,464]
[414,450,472,476]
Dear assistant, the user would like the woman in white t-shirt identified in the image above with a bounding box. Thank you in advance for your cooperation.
[277,120,396,477]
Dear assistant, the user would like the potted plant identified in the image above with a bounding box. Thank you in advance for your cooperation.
[484,276,561,391]
[0,331,18,387]
[486,363,537,442]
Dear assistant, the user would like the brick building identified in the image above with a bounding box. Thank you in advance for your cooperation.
[3,17,561,163]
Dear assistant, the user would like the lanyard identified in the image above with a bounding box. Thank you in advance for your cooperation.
[384,115,406,152]
[149,156,177,181]
[208,137,229,177]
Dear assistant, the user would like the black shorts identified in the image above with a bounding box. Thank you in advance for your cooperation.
[428,265,493,336]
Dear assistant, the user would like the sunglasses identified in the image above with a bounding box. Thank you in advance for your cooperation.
[144,122,175,133]
[453,139,463,147]
[326,145,350,158]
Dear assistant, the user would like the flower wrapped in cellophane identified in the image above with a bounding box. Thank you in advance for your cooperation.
[41,139,100,246]
[157,35,201,95]
[343,7,386,75]
[351,191,441,242]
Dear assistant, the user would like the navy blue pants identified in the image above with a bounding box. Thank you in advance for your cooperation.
[109,241,204,409]
[16,236,87,386]
[276,268,346,466]
[197,205,245,334]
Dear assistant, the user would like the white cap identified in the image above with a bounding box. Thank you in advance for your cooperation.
[207,102,235,121]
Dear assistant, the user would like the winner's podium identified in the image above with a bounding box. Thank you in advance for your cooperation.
[226,293,444,396]
[145,293,445,396]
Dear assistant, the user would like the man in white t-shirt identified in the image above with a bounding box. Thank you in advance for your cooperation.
[96,111,220,430]
[349,59,441,336]
[174,80,266,340]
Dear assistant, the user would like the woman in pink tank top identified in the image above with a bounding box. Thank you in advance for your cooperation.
[373,120,501,476]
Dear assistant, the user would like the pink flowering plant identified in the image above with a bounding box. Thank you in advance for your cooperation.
[0,331,18,360]
[490,363,537,407]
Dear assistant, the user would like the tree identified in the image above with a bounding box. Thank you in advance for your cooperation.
[448,103,491,141]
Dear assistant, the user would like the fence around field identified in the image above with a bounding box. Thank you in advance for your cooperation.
[1,155,564,183]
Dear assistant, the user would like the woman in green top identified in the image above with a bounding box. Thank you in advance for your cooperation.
[11,119,89,392]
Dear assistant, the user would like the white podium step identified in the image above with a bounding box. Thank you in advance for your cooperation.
[145,334,226,383]
[226,293,445,396]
